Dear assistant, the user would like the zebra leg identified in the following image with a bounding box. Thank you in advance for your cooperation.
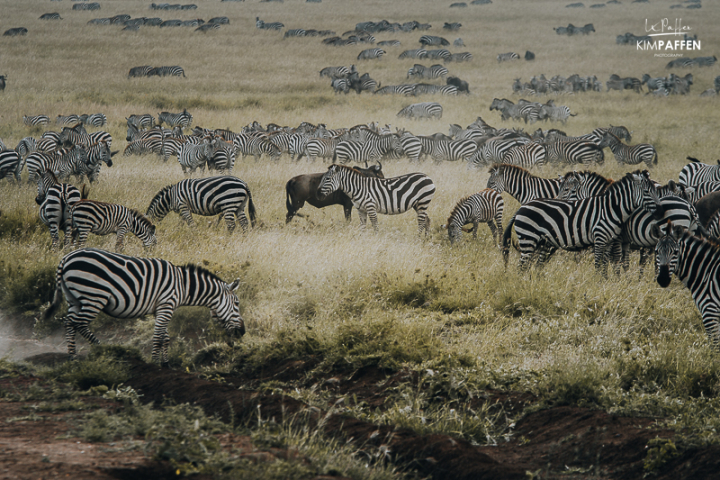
[367,208,379,231]
[235,210,248,233]
[75,227,90,250]
[621,243,631,273]
[472,222,479,239]
[357,209,368,227]
[178,205,195,227]
[48,223,61,250]
[223,211,236,233]
[638,248,651,276]
[700,308,720,351]
[63,304,102,356]
[115,227,128,253]
[593,243,611,278]
[152,307,175,367]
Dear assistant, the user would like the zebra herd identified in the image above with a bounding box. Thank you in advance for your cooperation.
[512,74,602,95]
[490,98,576,124]
[128,66,186,78]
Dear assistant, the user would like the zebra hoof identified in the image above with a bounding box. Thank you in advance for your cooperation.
[161,361,170,369]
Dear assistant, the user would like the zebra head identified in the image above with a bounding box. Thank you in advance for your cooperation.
[636,170,663,218]
[35,169,59,205]
[486,165,505,193]
[654,221,683,288]
[317,164,341,199]
[213,279,245,338]
[557,171,581,201]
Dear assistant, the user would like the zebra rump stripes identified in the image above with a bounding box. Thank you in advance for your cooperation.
[44,248,244,365]
[655,223,720,350]
[447,189,504,245]
[146,176,256,233]
[317,164,436,235]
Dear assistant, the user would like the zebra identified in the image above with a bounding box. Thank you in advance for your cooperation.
[317,164,436,235]
[23,115,50,127]
[35,170,87,249]
[128,66,154,77]
[69,200,157,252]
[411,84,458,95]
[333,133,402,164]
[196,23,221,33]
[407,64,448,80]
[446,189,504,245]
[81,113,107,127]
[331,78,350,94]
[320,66,350,79]
[357,48,385,60]
[158,109,192,128]
[177,139,216,174]
[43,248,244,365]
[15,136,38,161]
[146,176,256,233]
[419,35,449,47]
[40,12,62,20]
[0,150,23,183]
[540,102,576,124]
[487,163,561,204]
[556,170,611,201]
[256,17,284,30]
[679,157,720,187]
[399,49,428,59]
[123,138,164,157]
[599,132,657,168]
[233,133,281,161]
[502,142,547,168]
[497,52,520,62]
[304,137,341,162]
[655,222,720,350]
[207,139,236,172]
[397,102,443,120]
[503,170,661,276]
[472,137,530,166]
[397,132,423,162]
[430,138,477,163]
[374,85,415,95]
[683,181,720,205]
[377,40,401,47]
[127,114,156,132]
[56,115,80,126]
[447,52,473,63]
[424,49,452,61]
[149,66,186,77]
[545,140,605,165]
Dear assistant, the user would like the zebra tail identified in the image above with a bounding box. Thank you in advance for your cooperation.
[43,264,64,321]
[653,150,658,165]
[687,156,700,163]
[247,190,257,228]
[80,184,90,200]
[332,150,337,163]
[501,214,516,268]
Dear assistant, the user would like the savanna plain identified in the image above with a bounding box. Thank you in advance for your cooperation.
[1,0,720,478]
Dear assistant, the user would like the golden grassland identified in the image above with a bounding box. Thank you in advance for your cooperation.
[1,0,720,455]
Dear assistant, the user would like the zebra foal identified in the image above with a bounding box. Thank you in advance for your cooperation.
[70,200,157,252]
[44,248,245,366]
[446,189,504,245]
[317,164,436,235]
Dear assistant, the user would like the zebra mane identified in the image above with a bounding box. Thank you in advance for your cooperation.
[606,169,646,193]
[562,170,613,184]
[42,169,60,184]
[128,208,154,228]
[331,164,367,176]
[491,163,531,177]
[447,195,471,224]
[180,263,225,284]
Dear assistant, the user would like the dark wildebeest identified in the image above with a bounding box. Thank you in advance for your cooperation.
[285,163,384,223]
[447,76,469,94]
[695,191,720,229]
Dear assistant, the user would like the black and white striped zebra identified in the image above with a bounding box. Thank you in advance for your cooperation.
[149,66,186,77]
[39,12,62,20]
[177,139,216,174]
[146,176,256,233]
[15,136,37,161]
[545,140,605,165]
[399,48,428,59]
[502,142,547,168]
[56,115,80,126]
[397,102,443,120]
[23,115,50,127]
[35,170,87,249]
[497,52,520,62]
[127,114,155,130]
[655,222,720,350]
[233,133,281,161]
[424,49,452,61]
[158,109,193,128]
[320,66,350,79]
[333,132,402,164]
[540,102,576,124]
[0,149,23,183]
[446,189,504,245]
[304,137,341,162]
[599,132,657,168]
[411,84,458,96]
[503,170,661,276]
[486,163,560,204]
[317,164,436,235]
[70,200,157,252]
[357,48,385,60]
[256,17,284,30]
[128,66,154,78]
[683,181,720,205]
[207,139,236,172]
[556,170,611,201]
[44,248,245,365]
[419,35,449,47]
[472,137,530,167]
[447,52,473,63]
[123,138,164,157]
[374,84,415,95]
[81,113,107,127]
[430,138,477,163]
[678,157,720,187]
[407,64,449,80]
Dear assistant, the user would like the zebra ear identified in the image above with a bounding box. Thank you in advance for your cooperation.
[228,279,240,291]
[672,224,685,238]
[650,223,661,238]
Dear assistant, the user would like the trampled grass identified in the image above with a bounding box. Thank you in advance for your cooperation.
[1,0,720,468]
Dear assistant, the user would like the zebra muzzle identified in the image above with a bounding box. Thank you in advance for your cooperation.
[656,265,672,288]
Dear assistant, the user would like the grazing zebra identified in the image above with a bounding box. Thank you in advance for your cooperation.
[81,113,107,127]
[207,139,235,172]
[503,171,661,276]
[497,52,520,62]
[374,84,415,95]
[56,115,80,126]
[655,223,720,350]
[70,200,157,252]
[447,52,473,63]
[473,137,529,167]
[317,164,436,235]
[411,84,458,95]
[0,150,23,183]
[424,49,452,61]
[35,170,87,249]
[357,48,385,60]
[23,115,50,127]
[40,12,62,20]
[146,176,256,233]
[419,35,449,47]
[399,48,428,59]
[599,132,657,168]
[446,189,504,245]
[128,66,154,78]
[487,164,561,204]
[304,137,341,162]
[407,64,448,80]
[540,102,576,124]
[149,66,186,77]
[397,102,443,120]
[333,132,402,164]
[177,139,216,174]
[3,27,28,36]
[233,133,281,161]
[679,157,720,187]
[377,40,401,47]
[320,66,350,79]
[256,17,284,30]
[430,139,477,163]
[158,109,192,128]
[331,78,350,94]
[127,114,156,131]
[44,248,244,365]
[123,138,164,157]
[502,142,547,168]
[15,136,38,160]
[545,140,605,165]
